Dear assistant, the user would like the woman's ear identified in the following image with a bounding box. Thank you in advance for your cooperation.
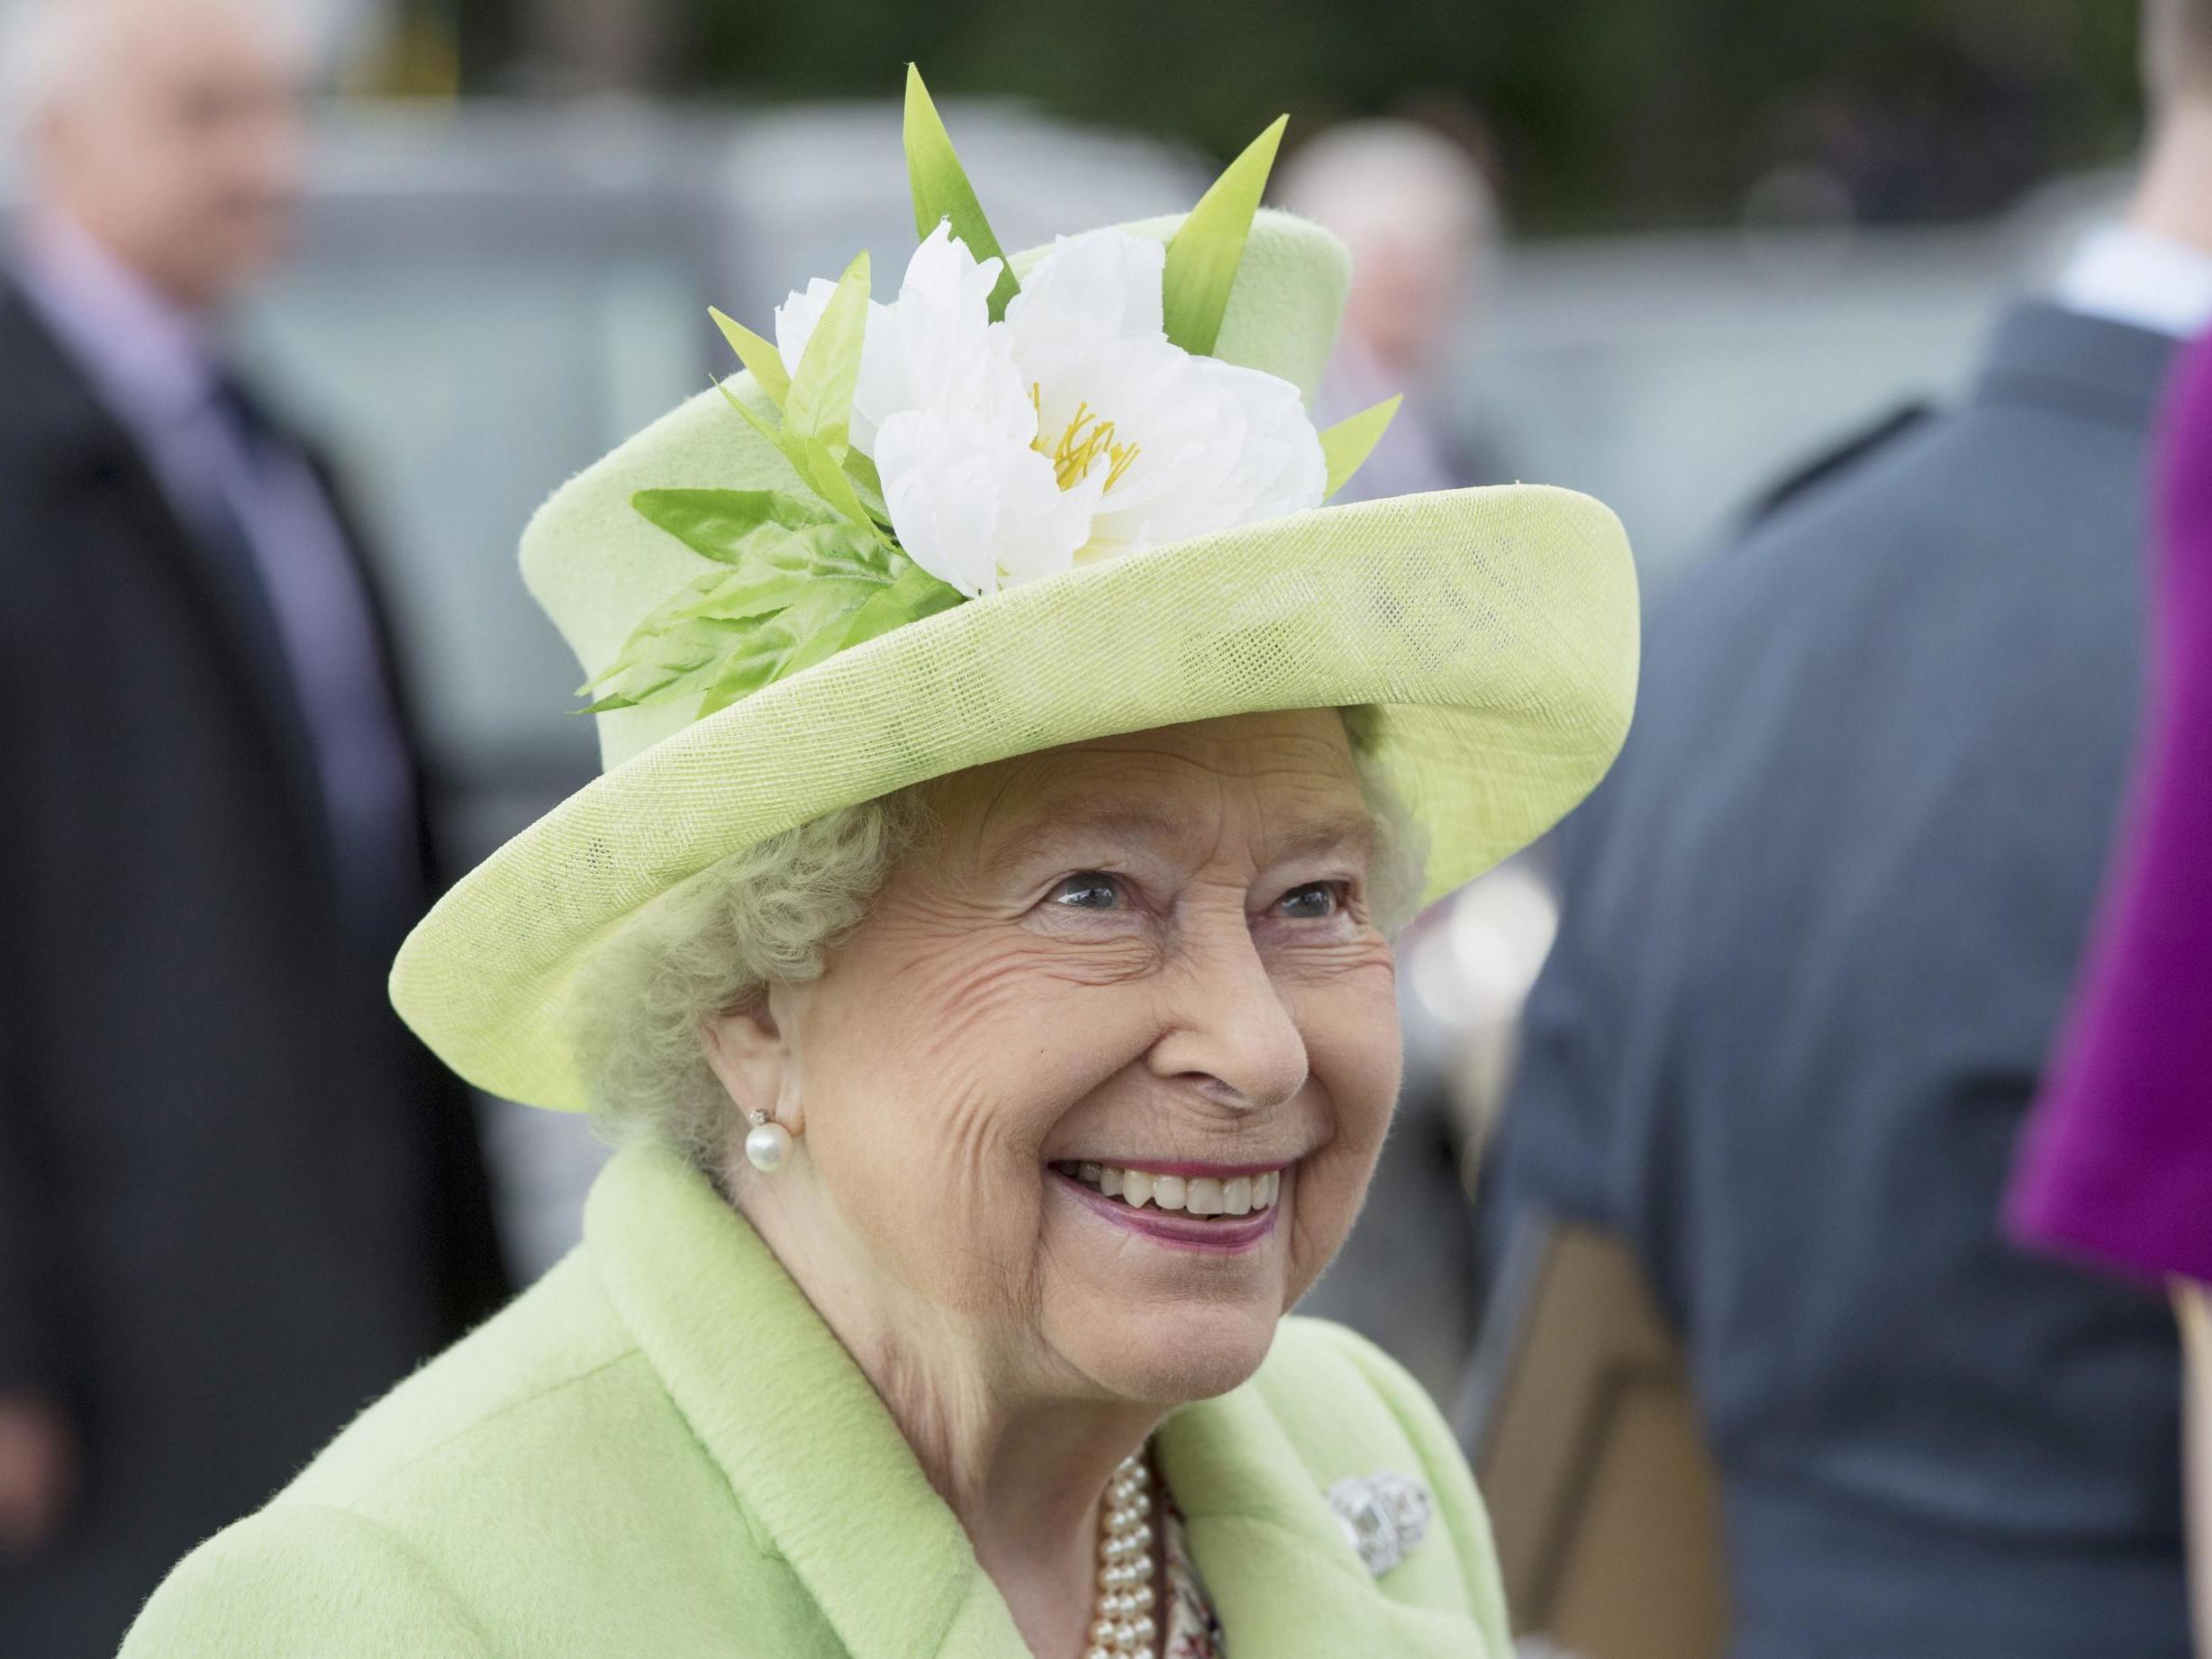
[701,989,804,1135]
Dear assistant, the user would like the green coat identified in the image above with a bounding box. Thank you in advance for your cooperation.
[122,1144,1511,1657]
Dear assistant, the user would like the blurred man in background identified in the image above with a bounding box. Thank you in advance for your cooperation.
[1280,116,1500,503]
[1485,2,2211,1655]
[0,1,506,1651]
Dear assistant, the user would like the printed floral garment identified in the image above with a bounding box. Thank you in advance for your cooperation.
[1159,1495,1226,1658]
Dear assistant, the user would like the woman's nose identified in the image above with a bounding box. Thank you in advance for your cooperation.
[1147,923,1310,1111]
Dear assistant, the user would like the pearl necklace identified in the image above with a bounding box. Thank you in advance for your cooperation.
[1085,1450,1158,1659]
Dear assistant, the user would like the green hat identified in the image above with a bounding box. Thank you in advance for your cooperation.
[391,73,1639,1111]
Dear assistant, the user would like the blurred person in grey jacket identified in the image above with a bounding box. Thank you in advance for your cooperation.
[0,2,506,1653]
[1484,5,2212,1655]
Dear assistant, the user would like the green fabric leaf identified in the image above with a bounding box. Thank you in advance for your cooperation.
[844,448,892,527]
[578,607,751,712]
[791,435,892,542]
[1162,115,1287,357]
[717,375,798,464]
[629,488,843,565]
[1319,394,1403,501]
[694,577,883,716]
[836,555,965,652]
[903,63,1020,321]
[709,308,790,411]
[712,373,889,545]
[583,494,900,712]
[784,249,870,462]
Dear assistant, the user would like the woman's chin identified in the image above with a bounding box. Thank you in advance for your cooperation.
[1037,1172,1303,1400]
[1054,1299,1284,1406]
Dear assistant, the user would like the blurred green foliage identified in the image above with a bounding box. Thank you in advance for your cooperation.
[472,1,2149,230]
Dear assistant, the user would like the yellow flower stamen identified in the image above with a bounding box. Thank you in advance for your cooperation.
[1032,383,1139,493]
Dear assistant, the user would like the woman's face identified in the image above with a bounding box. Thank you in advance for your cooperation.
[720,709,1402,1408]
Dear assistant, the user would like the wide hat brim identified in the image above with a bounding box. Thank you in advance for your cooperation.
[394,482,1636,1111]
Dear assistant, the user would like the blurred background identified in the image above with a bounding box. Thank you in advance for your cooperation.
[2,4,2197,1656]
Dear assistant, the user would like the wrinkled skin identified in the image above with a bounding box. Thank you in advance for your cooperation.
[703,708,1402,1654]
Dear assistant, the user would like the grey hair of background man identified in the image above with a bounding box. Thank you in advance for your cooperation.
[567,717,1430,1180]
[0,0,335,156]
[1277,119,1498,265]
[2147,0,2212,107]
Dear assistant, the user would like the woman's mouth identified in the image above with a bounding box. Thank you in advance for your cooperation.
[1051,1161,1283,1216]
[1047,1160,1290,1255]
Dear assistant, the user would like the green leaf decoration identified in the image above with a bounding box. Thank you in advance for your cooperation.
[784,249,870,462]
[694,576,887,716]
[1162,114,1287,358]
[903,63,1020,321]
[711,372,886,543]
[836,555,965,652]
[791,435,891,542]
[583,490,963,716]
[844,448,891,526]
[578,599,751,712]
[710,308,790,411]
[717,374,795,459]
[1319,394,1403,501]
[630,488,841,564]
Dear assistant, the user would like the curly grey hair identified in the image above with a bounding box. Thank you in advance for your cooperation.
[567,712,1428,1171]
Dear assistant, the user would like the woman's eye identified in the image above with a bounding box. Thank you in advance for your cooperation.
[1047,872,1123,911]
[1276,882,1344,920]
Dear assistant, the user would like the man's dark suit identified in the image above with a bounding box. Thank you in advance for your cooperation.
[0,282,508,1657]
[1487,304,2191,1659]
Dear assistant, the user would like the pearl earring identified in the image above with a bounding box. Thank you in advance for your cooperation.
[744,1109,794,1173]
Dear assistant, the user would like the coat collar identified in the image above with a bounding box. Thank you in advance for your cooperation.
[585,1144,1485,1659]
[1971,300,2181,435]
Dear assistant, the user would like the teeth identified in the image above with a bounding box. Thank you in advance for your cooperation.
[1059,1162,1284,1216]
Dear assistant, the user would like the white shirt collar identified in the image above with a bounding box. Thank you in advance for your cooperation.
[2053,223,2212,340]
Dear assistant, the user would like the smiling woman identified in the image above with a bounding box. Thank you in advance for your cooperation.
[699,712,1407,1418]
[120,70,1638,1659]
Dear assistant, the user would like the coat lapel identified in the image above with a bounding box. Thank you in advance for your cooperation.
[1158,1370,1495,1657]
[585,1145,1033,1659]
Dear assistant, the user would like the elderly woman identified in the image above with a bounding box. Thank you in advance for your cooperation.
[123,78,1635,1659]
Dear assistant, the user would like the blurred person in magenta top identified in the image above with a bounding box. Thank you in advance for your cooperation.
[2006,13,2212,1641]
[2008,326,2212,1655]
[2008,331,2212,1292]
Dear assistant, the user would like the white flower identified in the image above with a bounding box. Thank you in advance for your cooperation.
[772,222,1327,595]
[874,406,1094,598]
[775,222,1031,458]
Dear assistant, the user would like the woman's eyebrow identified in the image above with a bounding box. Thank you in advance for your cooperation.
[981,805,1189,872]
[1266,811,1379,866]
[982,805,1376,874]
